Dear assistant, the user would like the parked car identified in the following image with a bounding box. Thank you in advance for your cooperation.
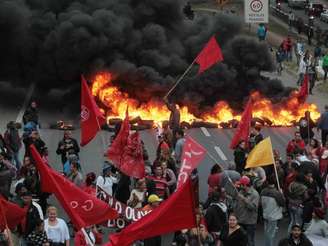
[306,3,325,17]
[321,10,328,22]
[288,0,307,8]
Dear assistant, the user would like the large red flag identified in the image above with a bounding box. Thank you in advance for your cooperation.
[297,74,309,103]
[0,196,27,230]
[195,36,224,74]
[230,98,253,149]
[177,136,206,187]
[107,110,145,178]
[106,178,197,246]
[80,75,106,146]
[30,145,118,229]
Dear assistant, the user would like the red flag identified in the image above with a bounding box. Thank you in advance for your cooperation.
[0,196,27,230]
[106,178,197,246]
[107,110,145,178]
[230,98,253,149]
[120,131,145,178]
[177,136,206,187]
[195,36,224,74]
[107,109,130,166]
[297,74,309,103]
[30,145,118,229]
[80,75,106,146]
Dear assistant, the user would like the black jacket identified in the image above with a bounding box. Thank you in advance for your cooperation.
[234,147,247,173]
[205,202,228,233]
[56,137,80,164]
[278,234,313,246]
[23,107,38,125]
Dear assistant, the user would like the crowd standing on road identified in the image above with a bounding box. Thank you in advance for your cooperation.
[1,98,328,246]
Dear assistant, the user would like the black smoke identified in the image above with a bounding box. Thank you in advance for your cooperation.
[0,0,291,112]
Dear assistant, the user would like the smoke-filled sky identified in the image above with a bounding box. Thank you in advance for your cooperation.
[0,0,291,111]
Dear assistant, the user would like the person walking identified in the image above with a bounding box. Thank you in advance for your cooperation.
[307,27,314,45]
[322,53,328,82]
[56,130,79,166]
[4,121,21,170]
[257,23,267,41]
[96,165,119,196]
[276,46,284,75]
[174,129,185,169]
[26,219,49,246]
[233,141,247,174]
[288,11,295,31]
[305,207,328,238]
[298,111,316,143]
[318,105,328,146]
[233,176,259,246]
[261,177,285,246]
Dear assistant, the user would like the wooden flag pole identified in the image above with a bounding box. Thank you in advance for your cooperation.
[164,59,196,99]
[270,137,281,191]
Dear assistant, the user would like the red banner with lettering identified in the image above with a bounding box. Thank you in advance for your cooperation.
[97,186,150,229]
[177,136,206,188]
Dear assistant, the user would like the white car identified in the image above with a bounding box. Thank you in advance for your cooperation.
[320,10,328,22]
[288,0,306,8]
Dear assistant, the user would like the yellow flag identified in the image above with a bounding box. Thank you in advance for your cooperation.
[245,137,275,169]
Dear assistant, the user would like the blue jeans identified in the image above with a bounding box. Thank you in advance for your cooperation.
[264,220,278,246]
[240,224,256,246]
[12,151,21,170]
[288,205,303,233]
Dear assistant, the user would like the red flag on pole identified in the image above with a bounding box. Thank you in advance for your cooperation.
[30,145,118,229]
[177,136,206,187]
[105,178,197,246]
[230,98,253,149]
[195,36,224,74]
[107,109,145,178]
[0,196,27,230]
[80,75,106,146]
[297,74,309,103]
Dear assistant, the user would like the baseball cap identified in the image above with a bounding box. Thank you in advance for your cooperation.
[291,224,302,230]
[238,176,251,186]
[148,194,162,204]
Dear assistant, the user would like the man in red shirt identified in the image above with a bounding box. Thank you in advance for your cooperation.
[286,132,306,156]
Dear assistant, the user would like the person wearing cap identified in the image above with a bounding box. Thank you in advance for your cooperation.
[318,105,328,146]
[305,207,328,238]
[278,224,313,246]
[56,130,80,166]
[261,176,285,246]
[233,176,259,246]
[96,164,118,196]
[142,195,162,246]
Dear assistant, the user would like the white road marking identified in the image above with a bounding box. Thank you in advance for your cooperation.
[15,83,35,123]
[200,127,211,137]
[214,146,228,161]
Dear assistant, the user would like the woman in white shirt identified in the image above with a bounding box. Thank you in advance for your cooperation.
[44,206,70,246]
[96,165,118,196]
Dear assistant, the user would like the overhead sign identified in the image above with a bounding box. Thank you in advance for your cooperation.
[245,0,269,23]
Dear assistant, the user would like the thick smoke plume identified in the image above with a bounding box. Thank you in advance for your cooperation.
[0,0,290,112]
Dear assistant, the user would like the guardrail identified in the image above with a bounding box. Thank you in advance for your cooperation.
[269,4,312,34]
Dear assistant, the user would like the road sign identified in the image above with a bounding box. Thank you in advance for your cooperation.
[245,0,269,23]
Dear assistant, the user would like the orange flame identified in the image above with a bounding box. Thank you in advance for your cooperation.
[91,72,320,127]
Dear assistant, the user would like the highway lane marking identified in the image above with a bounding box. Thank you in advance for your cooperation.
[200,127,211,137]
[214,146,228,161]
[15,83,36,123]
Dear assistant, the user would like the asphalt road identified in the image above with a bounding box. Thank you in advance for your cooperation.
[273,0,328,30]
[1,69,325,245]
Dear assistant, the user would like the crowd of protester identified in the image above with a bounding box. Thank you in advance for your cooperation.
[0,99,328,246]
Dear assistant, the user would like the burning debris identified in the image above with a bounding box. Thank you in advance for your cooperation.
[91,72,320,129]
